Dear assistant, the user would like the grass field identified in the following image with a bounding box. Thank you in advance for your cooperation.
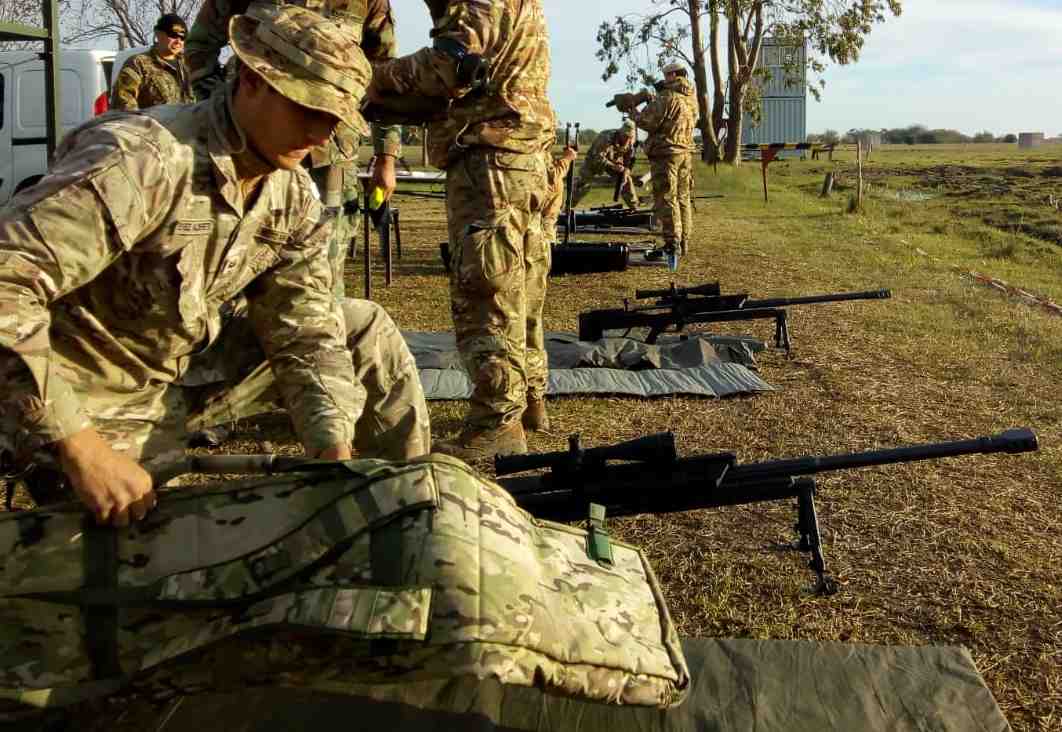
[8,142,1061,729]
[359,142,1062,729]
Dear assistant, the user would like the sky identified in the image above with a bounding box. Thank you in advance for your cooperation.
[391,0,1062,137]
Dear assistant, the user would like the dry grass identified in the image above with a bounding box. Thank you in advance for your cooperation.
[6,145,1062,729]
[366,150,1062,730]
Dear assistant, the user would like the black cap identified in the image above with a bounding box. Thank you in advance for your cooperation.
[155,13,187,36]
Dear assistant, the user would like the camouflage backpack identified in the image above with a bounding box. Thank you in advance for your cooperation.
[0,455,689,718]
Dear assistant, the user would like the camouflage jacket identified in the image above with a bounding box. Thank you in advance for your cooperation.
[581,129,631,175]
[185,0,401,162]
[371,0,556,169]
[635,78,697,158]
[0,90,359,452]
[110,49,195,111]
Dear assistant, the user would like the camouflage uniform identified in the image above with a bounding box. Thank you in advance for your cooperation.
[542,150,574,244]
[110,49,196,111]
[0,11,430,500]
[634,78,697,253]
[371,0,556,433]
[572,128,639,209]
[186,0,403,300]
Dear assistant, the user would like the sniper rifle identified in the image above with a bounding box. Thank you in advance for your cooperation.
[578,282,893,352]
[557,204,655,231]
[493,428,1039,594]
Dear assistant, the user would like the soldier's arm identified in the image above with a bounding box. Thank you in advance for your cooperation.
[186,0,249,99]
[364,0,402,159]
[633,96,664,134]
[244,195,362,455]
[0,125,173,446]
[600,143,626,173]
[369,0,498,100]
[110,59,143,111]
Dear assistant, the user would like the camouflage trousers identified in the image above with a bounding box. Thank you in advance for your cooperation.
[0,299,430,500]
[310,162,362,301]
[571,166,639,209]
[649,153,693,252]
[445,149,549,429]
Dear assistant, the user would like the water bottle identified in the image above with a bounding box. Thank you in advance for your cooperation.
[666,245,679,272]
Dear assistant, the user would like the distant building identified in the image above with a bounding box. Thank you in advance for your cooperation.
[1018,132,1045,149]
[741,37,807,157]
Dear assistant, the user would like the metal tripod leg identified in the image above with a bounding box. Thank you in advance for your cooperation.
[774,310,792,356]
[794,477,838,595]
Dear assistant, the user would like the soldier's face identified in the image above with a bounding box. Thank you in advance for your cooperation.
[239,74,339,170]
[155,29,185,59]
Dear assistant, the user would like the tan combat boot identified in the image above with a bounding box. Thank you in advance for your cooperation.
[434,420,528,461]
[522,398,550,432]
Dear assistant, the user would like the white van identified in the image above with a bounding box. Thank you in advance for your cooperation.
[0,48,115,205]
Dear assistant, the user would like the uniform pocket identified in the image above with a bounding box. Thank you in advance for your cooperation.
[457,210,520,296]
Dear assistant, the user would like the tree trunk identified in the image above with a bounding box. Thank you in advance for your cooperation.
[724,79,744,165]
[687,0,715,163]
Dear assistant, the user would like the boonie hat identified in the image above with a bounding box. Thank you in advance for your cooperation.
[661,61,685,75]
[230,6,371,135]
[621,119,636,134]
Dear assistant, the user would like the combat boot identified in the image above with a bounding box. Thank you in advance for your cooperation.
[522,398,550,432]
[434,421,528,461]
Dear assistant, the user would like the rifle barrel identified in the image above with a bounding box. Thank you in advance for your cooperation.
[727,429,1038,483]
[745,289,891,309]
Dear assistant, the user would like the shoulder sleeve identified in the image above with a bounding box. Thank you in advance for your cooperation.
[0,120,178,443]
[110,58,144,111]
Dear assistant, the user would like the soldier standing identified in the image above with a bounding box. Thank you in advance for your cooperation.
[367,0,556,458]
[571,120,640,209]
[627,62,697,256]
[185,0,402,300]
[0,7,430,527]
[110,14,196,111]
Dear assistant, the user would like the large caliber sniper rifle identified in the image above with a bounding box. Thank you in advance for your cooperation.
[494,428,1039,594]
[578,281,892,353]
[557,204,655,231]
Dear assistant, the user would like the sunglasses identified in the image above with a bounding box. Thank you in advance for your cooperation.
[163,29,187,41]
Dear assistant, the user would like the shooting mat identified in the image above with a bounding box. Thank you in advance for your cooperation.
[90,637,1008,732]
[406,331,775,400]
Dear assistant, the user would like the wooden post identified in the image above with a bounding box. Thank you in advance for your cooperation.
[820,172,834,198]
[421,125,428,167]
[856,140,864,211]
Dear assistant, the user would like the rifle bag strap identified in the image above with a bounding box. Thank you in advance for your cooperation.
[586,503,614,566]
[81,519,122,679]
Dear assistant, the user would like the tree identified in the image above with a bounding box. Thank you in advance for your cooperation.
[597,0,902,166]
[972,130,995,143]
[0,0,71,50]
[67,0,204,49]
[1002,133,1017,144]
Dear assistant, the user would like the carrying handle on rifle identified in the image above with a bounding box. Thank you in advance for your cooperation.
[494,432,677,477]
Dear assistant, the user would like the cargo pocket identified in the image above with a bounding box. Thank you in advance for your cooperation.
[457,210,520,296]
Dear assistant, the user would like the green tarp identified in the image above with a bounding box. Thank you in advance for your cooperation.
[127,637,1008,732]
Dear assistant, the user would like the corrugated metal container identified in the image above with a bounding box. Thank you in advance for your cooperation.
[1018,132,1045,148]
[741,98,806,155]
[758,42,806,99]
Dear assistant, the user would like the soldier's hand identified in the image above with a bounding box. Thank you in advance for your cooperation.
[371,154,398,202]
[56,428,157,527]
[562,146,578,163]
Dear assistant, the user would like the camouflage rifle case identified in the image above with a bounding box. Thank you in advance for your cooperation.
[0,455,689,716]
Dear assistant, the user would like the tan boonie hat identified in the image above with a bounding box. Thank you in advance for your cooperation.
[661,61,685,75]
[621,119,636,134]
[230,6,370,135]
